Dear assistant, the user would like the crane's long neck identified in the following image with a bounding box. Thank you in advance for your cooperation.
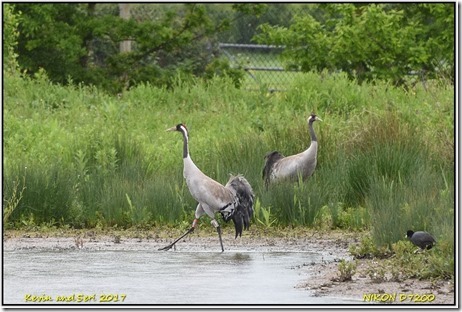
[179,127,203,179]
[308,121,317,143]
[181,128,189,159]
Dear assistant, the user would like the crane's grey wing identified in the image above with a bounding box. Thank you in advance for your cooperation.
[224,175,255,238]
[262,151,285,187]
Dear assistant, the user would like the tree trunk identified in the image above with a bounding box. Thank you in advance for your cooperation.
[119,4,132,53]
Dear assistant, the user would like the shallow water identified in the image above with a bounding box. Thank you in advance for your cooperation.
[3,249,362,305]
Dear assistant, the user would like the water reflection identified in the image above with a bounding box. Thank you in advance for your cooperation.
[229,252,252,263]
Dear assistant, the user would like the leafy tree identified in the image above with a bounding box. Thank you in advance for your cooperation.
[227,4,275,43]
[12,3,263,93]
[3,4,21,73]
[15,4,90,83]
[255,3,454,86]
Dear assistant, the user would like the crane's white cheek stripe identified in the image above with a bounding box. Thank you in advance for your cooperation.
[180,125,188,135]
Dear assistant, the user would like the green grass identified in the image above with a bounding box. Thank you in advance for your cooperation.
[3,70,454,278]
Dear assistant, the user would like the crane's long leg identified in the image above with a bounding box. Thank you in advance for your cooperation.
[217,226,224,252]
[158,227,194,251]
[211,219,224,252]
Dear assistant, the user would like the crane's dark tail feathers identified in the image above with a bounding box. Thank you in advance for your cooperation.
[224,174,255,238]
[262,151,284,188]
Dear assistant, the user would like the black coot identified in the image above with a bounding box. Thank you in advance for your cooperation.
[406,230,436,250]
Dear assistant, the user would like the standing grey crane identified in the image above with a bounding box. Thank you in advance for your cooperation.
[263,113,322,188]
[159,123,254,252]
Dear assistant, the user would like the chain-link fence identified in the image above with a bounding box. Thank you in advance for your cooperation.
[218,43,303,92]
[211,4,313,91]
[94,3,313,91]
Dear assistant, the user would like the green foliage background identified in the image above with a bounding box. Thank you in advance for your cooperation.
[256,3,454,86]
[10,3,267,93]
[6,3,455,93]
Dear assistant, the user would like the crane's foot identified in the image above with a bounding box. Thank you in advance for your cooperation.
[158,227,194,251]
[158,244,174,251]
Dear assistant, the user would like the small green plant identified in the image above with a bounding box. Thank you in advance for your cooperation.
[389,265,402,282]
[19,213,37,230]
[325,202,370,230]
[313,205,332,229]
[337,259,358,282]
[39,219,58,232]
[366,262,387,283]
[124,193,153,227]
[3,174,26,225]
[125,193,136,224]
[253,198,277,228]
[349,235,392,259]
[390,240,454,280]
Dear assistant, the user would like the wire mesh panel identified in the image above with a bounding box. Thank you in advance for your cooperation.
[218,43,303,92]
[213,4,312,91]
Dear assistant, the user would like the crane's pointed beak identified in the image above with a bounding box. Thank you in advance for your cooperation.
[166,126,177,132]
[316,117,323,122]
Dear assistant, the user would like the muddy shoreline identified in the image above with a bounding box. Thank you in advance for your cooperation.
[3,229,455,305]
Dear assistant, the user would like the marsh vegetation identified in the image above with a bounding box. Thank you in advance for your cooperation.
[3,70,454,280]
